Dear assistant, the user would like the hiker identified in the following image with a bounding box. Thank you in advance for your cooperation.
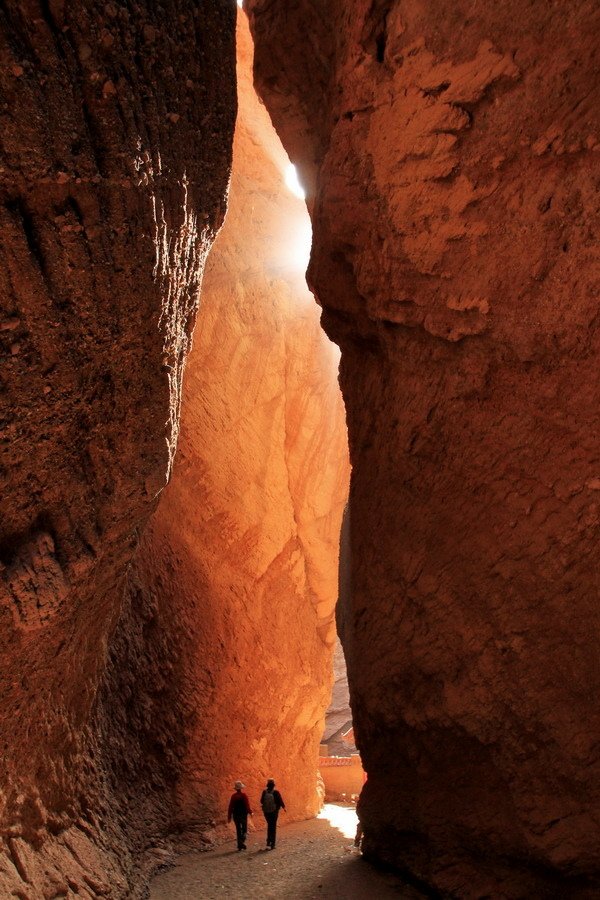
[227,780,252,850]
[354,820,363,849]
[260,778,285,849]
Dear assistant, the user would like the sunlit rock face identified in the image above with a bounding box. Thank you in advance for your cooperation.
[247,0,600,895]
[112,11,349,836]
[0,1,235,895]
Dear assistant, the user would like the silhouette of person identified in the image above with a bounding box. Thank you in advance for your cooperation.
[260,778,285,849]
[354,820,363,848]
[228,780,252,850]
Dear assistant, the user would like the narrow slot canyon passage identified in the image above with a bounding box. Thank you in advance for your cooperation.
[127,6,350,843]
[150,805,420,900]
[1,2,600,899]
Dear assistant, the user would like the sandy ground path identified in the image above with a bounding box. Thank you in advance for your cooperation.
[150,805,422,900]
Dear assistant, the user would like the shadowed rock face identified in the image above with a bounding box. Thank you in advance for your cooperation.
[99,12,349,840]
[0,1,235,894]
[247,1,600,895]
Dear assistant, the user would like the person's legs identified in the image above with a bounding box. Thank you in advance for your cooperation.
[234,815,247,849]
[266,811,279,848]
[265,813,274,847]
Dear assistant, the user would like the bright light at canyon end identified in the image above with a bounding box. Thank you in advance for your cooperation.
[286,217,312,274]
[281,164,311,273]
[318,804,358,840]
[285,163,306,200]
[275,166,311,275]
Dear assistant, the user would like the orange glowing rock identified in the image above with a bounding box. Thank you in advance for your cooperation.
[128,10,349,832]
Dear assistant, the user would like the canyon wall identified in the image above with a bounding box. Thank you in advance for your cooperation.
[247,1,600,896]
[0,2,235,895]
[111,12,349,839]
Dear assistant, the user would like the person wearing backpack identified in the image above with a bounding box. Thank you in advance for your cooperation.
[227,780,253,850]
[260,778,285,849]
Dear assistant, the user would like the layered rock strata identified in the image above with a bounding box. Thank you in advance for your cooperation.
[120,12,349,836]
[0,2,235,895]
[247,1,600,896]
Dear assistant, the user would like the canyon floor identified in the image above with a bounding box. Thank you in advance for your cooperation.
[149,804,422,899]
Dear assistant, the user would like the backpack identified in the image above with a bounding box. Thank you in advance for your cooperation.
[262,790,277,813]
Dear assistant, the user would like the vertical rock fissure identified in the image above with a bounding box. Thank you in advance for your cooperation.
[101,5,349,882]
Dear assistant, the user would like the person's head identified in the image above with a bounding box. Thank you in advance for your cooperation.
[234,780,244,791]
[266,778,275,789]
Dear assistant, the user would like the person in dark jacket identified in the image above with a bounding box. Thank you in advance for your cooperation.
[260,778,285,849]
[228,780,252,850]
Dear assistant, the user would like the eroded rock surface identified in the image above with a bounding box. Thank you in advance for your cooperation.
[0,2,235,895]
[247,1,600,895]
[107,10,349,845]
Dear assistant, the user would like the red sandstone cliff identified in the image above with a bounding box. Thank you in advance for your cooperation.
[0,2,235,895]
[247,1,600,896]
[107,12,349,839]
